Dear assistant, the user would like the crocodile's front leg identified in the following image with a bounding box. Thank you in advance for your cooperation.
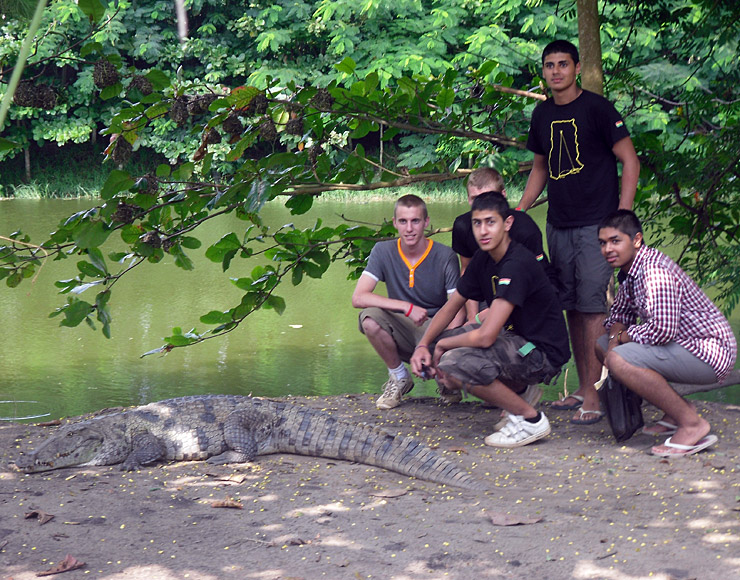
[207,404,277,465]
[120,432,167,471]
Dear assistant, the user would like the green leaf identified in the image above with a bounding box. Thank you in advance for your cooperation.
[264,294,286,314]
[436,87,455,109]
[205,233,242,263]
[477,61,497,78]
[442,68,457,87]
[101,170,135,200]
[350,119,372,139]
[335,57,356,75]
[173,251,194,271]
[80,42,103,58]
[166,334,195,347]
[0,137,21,153]
[200,310,232,325]
[364,71,379,93]
[144,102,169,119]
[120,224,143,244]
[100,83,123,100]
[55,298,94,328]
[145,70,170,90]
[74,221,111,250]
[5,272,23,288]
[301,260,324,279]
[285,195,314,215]
[155,164,171,178]
[77,0,105,22]
[87,247,108,275]
[180,236,201,249]
[77,260,105,278]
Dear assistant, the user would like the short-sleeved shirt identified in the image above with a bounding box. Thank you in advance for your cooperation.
[605,245,737,381]
[526,89,631,227]
[362,239,459,316]
[456,240,571,368]
[452,209,557,287]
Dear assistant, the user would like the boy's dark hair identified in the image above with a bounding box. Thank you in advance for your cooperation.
[471,191,510,219]
[395,194,428,220]
[598,210,643,239]
[542,40,579,65]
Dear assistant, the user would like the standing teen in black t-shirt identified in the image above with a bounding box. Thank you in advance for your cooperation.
[518,40,640,424]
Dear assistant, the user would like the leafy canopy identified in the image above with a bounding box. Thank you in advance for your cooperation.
[1,0,738,353]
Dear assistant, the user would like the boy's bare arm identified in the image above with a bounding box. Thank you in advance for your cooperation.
[518,154,547,211]
[613,137,640,210]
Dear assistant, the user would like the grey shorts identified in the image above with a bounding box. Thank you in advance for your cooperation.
[596,334,717,384]
[358,307,431,362]
[547,224,612,313]
[437,329,560,389]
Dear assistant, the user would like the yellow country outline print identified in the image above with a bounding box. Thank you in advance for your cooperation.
[548,119,583,180]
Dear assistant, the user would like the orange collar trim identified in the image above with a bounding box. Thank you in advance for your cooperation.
[397,238,433,288]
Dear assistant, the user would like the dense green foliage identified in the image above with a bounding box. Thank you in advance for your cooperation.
[0,0,738,352]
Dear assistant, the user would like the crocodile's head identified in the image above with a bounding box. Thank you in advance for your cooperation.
[16,420,128,473]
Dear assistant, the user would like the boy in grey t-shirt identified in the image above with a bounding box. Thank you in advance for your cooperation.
[352,194,465,409]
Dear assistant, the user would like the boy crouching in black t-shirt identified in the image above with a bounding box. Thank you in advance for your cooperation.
[410,192,571,448]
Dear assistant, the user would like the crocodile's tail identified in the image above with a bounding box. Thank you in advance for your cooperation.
[267,402,485,491]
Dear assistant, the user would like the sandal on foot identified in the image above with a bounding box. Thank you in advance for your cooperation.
[570,408,604,425]
[651,434,718,457]
[642,420,678,436]
[551,395,584,411]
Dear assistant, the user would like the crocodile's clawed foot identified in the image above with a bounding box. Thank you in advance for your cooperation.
[206,450,253,465]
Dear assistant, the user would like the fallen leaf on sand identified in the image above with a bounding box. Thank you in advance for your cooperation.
[25,510,55,525]
[36,554,85,576]
[211,499,243,509]
[447,446,468,454]
[488,512,543,526]
[369,488,408,498]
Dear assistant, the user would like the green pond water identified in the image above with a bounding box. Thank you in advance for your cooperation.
[1,198,738,421]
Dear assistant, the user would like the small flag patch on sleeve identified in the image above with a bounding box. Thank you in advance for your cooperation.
[615,120,624,128]
[499,278,511,285]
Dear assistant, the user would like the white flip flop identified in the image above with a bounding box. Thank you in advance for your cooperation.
[651,434,718,457]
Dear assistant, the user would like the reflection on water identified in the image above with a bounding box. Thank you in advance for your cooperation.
[1,198,738,420]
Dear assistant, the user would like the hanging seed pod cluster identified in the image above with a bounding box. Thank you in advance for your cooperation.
[13,81,58,110]
[93,60,120,89]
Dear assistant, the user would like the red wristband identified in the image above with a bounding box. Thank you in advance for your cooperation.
[515,206,523,211]
[405,303,414,317]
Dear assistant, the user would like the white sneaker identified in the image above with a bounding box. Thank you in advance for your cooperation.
[484,413,551,448]
[376,375,414,410]
[492,385,543,431]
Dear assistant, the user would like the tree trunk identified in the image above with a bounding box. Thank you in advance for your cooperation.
[24,145,31,182]
[577,0,604,95]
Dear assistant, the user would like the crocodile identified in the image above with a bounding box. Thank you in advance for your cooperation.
[15,395,483,490]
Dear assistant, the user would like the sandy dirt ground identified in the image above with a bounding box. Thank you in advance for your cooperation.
[1,393,739,580]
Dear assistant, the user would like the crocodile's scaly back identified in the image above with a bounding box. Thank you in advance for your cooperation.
[228,399,484,490]
[18,395,484,490]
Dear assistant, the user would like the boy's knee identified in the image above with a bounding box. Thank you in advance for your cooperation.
[360,315,379,332]
[604,349,631,375]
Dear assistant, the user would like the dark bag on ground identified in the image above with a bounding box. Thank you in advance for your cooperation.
[598,376,644,442]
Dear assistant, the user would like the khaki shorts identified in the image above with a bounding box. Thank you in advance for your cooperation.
[437,329,560,389]
[358,307,432,362]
